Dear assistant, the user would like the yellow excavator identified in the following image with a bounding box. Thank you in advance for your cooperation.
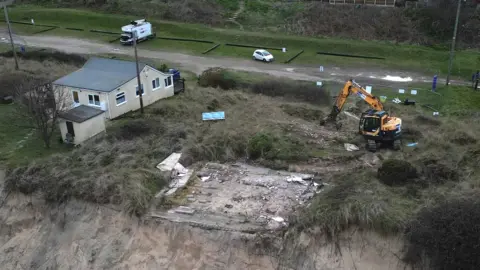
[321,79,402,152]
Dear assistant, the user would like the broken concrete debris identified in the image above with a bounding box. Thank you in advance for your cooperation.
[286,175,309,185]
[173,206,195,215]
[272,216,284,223]
[344,143,359,151]
[156,162,325,232]
[155,152,193,197]
[156,152,182,172]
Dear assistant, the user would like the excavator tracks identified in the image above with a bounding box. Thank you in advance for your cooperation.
[367,140,377,152]
[393,139,401,150]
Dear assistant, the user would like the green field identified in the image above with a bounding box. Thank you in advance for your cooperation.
[371,84,480,115]
[1,6,479,79]
[0,104,68,166]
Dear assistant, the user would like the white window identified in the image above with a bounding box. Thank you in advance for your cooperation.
[116,92,126,105]
[164,76,172,87]
[152,78,160,90]
[88,94,100,106]
[136,84,145,97]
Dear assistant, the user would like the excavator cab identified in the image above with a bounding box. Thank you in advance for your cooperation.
[359,110,381,134]
[359,110,402,152]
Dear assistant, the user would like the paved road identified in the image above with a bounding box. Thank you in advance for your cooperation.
[0,33,468,88]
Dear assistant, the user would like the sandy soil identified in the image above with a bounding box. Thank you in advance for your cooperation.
[0,191,405,270]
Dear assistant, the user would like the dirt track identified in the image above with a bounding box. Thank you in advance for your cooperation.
[0,34,466,88]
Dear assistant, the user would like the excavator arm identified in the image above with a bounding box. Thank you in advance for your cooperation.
[322,79,384,124]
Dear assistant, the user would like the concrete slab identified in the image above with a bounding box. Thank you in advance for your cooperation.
[151,162,323,232]
[165,170,193,196]
[156,153,182,172]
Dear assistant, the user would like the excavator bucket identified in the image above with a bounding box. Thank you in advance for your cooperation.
[320,108,342,130]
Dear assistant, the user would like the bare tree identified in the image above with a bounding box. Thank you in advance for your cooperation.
[13,78,69,148]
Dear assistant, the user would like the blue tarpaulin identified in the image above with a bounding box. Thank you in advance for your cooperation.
[202,111,225,121]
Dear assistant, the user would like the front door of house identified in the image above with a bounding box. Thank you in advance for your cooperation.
[66,121,75,136]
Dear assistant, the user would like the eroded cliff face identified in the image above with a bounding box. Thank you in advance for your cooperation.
[0,192,405,270]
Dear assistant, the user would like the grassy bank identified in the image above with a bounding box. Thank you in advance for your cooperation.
[2,6,479,79]
[4,66,337,214]
[0,104,68,166]
[0,55,81,166]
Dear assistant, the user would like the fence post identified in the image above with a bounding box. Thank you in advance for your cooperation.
[475,70,479,90]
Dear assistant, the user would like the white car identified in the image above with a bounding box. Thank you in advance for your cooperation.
[252,49,274,62]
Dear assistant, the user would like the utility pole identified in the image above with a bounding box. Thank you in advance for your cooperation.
[133,30,144,114]
[445,0,462,86]
[1,0,19,70]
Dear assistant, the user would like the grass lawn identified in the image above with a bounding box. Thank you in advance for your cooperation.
[0,104,69,166]
[1,6,478,79]
[370,83,480,116]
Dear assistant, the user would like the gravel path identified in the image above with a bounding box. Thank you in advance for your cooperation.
[0,34,468,88]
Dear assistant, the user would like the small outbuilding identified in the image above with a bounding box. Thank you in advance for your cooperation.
[58,105,106,145]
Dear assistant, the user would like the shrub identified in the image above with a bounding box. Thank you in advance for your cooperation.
[247,132,310,161]
[450,131,477,145]
[460,144,480,166]
[158,63,169,72]
[123,169,166,216]
[402,126,423,141]
[296,173,413,238]
[207,98,220,111]
[100,152,115,166]
[0,50,86,65]
[251,81,330,105]
[280,104,324,121]
[415,115,441,126]
[421,159,459,184]
[198,68,237,90]
[4,141,168,215]
[404,198,480,270]
[0,72,27,98]
[112,119,165,140]
[150,103,186,117]
[248,132,275,160]
[378,159,418,186]
[183,131,248,163]
[4,163,45,194]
